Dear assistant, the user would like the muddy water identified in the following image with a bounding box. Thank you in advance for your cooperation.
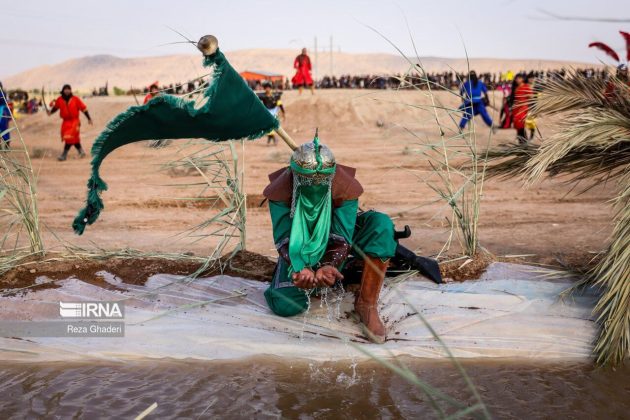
[0,358,628,419]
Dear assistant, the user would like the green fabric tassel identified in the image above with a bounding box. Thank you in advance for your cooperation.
[286,134,337,273]
[288,184,333,273]
[73,49,279,234]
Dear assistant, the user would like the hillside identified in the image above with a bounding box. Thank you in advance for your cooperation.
[4,48,598,92]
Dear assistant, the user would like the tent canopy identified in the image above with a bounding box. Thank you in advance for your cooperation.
[240,70,284,82]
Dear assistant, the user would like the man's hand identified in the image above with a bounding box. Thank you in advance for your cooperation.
[315,265,344,287]
[292,268,315,289]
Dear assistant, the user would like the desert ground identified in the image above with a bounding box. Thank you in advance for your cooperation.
[10,89,614,267]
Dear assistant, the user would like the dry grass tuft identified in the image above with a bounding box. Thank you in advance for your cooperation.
[0,88,44,262]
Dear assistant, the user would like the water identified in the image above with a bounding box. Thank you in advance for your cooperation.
[0,358,628,419]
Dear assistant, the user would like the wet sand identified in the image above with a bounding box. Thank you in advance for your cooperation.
[0,358,627,418]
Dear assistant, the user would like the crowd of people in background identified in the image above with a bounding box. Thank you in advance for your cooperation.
[82,67,607,97]
[2,89,41,115]
[240,68,610,93]
[88,79,208,98]
[239,67,611,92]
[1,48,625,154]
[138,79,204,95]
[316,67,609,90]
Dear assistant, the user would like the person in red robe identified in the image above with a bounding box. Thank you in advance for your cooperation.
[47,84,92,161]
[143,82,160,104]
[291,48,314,95]
[143,83,169,148]
[511,74,532,144]
[605,64,629,99]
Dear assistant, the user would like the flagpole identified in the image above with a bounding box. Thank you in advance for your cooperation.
[276,126,298,150]
[240,139,246,250]
[196,35,299,152]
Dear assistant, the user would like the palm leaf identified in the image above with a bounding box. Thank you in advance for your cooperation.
[483,68,630,366]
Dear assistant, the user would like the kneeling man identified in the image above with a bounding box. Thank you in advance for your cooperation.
[263,136,397,343]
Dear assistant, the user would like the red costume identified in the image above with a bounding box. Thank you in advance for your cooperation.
[291,54,313,87]
[54,96,87,144]
[143,93,156,104]
[512,83,532,130]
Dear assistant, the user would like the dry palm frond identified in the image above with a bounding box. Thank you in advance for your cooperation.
[486,141,630,187]
[483,143,538,180]
[530,71,630,117]
[526,107,630,183]
[486,72,630,184]
[592,171,630,365]
[524,71,630,183]
[484,68,630,365]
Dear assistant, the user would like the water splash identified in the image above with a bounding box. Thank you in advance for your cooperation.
[299,289,312,342]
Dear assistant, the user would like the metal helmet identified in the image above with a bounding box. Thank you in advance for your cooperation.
[289,136,336,215]
[290,141,335,173]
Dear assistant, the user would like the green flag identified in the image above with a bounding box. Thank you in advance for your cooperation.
[73,49,278,235]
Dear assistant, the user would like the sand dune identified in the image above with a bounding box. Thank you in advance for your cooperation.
[4,49,598,92]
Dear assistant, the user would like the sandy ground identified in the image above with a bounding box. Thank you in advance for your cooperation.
[8,89,614,265]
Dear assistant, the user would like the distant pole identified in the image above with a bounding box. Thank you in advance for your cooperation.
[314,36,318,81]
[330,35,333,76]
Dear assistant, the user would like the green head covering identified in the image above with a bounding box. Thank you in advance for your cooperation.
[287,135,337,273]
[73,36,279,235]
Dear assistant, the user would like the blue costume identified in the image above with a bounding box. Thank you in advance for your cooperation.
[0,97,11,145]
[458,79,493,129]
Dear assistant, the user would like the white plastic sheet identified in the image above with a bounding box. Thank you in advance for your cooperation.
[0,263,598,362]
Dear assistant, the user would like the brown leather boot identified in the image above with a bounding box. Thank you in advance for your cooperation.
[355,257,388,343]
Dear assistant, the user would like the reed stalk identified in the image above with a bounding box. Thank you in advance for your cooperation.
[0,88,44,258]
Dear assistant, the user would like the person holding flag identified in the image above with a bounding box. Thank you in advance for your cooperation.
[72,35,439,342]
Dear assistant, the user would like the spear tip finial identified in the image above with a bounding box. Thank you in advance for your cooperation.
[197,35,219,56]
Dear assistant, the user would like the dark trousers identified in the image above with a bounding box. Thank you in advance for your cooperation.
[459,102,493,129]
[63,143,84,153]
[516,128,535,144]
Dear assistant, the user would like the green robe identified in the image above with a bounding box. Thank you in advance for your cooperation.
[264,199,397,317]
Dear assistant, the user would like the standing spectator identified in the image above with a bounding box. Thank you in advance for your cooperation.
[511,74,533,143]
[144,83,169,148]
[291,48,314,95]
[605,64,629,98]
[47,84,92,161]
[257,83,286,146]
[458,71,493,130]
[0,93,12,148]
[144,83,160,104]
